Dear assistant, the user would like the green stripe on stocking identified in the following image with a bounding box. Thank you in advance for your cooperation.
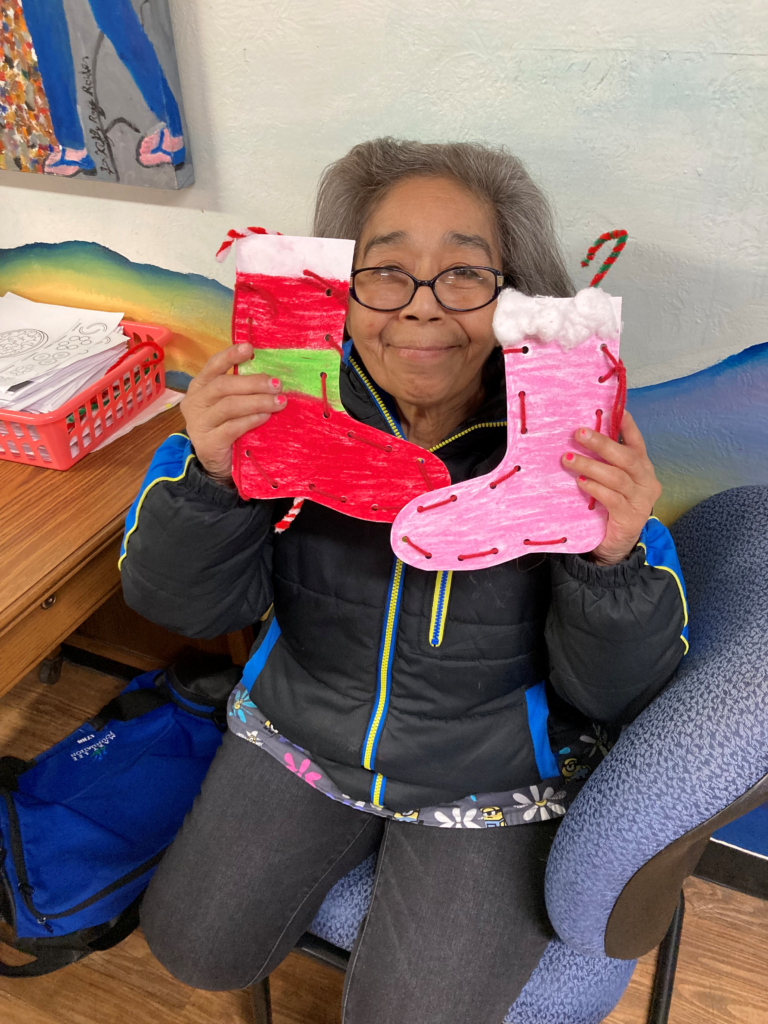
[239,348,343,409]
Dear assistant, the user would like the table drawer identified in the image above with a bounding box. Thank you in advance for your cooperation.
[0,537,122,697]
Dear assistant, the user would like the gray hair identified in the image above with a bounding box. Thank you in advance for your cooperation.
[313,137,573,297]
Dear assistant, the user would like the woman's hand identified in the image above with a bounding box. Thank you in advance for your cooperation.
[562,410,662,566]
[180,344,286,485]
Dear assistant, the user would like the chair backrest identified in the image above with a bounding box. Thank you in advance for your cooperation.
[544,486,768,959]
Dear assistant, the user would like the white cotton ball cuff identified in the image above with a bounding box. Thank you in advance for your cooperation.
[236,234,356,280]
[493,288,622,351]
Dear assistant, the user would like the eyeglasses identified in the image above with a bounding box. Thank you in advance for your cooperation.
[349,266,505,313]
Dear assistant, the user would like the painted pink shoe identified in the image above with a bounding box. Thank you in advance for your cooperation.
[43,147,96,177]
[138,124,186,167]
[391,288,625,571]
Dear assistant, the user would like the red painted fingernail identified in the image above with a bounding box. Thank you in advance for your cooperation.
[275,394,287,405]
[270,377,281,388]
[580,428,592,439]
[565,452,575,462]
[578,475,587,482]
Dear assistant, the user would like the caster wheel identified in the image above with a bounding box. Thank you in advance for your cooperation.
[38,655,63,685]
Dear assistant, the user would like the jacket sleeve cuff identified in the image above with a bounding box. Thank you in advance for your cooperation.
[558,545,646,588]
[183,458,254,511]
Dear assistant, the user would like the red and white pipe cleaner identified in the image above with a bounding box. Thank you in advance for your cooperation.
[216,226,282,263]
[274,497,305,534]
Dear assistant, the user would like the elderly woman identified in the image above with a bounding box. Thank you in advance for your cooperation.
[123,139,687,1023]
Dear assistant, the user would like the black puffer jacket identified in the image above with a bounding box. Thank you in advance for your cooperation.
[120,348,687,811]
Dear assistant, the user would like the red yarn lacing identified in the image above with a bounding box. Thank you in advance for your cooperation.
[417,459,433,490]
[308,483,347,503]
[457,547,499,561]
[302,269,349,306]
[402,536,432,559]
[417,495,457,513]
[347,430,393,452]
[320,372,330,418]
[599,345,627,441]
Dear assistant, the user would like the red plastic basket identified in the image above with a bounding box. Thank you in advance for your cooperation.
[0,321,169,471]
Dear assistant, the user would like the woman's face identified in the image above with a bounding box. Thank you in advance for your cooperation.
[346,175,502,410]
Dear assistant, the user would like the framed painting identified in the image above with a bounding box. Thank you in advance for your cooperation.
[0,0,193,188]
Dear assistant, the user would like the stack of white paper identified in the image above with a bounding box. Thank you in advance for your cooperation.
[0,293,129,415]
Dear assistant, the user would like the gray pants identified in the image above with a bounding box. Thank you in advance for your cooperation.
[141,730,557,1024]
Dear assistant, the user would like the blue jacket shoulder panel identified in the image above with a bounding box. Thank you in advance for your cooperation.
[639,517,689,653]
[120,433,194,569]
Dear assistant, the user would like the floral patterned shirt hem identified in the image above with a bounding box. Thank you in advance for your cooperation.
[227,683,607,828]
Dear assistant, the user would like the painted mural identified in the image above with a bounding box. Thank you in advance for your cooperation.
[629,343,768,522]
[1,240,765,525]
[0,240,229,381]
[0,0,191,187]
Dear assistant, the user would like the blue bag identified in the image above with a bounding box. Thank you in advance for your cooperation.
[0,653,237,976]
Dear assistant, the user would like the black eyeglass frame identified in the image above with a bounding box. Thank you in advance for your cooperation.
[349,266,506,313]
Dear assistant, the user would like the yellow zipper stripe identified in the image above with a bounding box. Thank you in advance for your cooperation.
[350,356,505,453]
[428,421,507,452]
[363,558,405,770]
[371,773,386,806]
[349,357,406,440]
[429,570,453,647]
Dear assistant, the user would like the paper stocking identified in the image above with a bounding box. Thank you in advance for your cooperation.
[223,230,451,521]
[391,288,624,570]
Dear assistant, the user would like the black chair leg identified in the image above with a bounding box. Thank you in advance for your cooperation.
[647,891,685,1024]
[250,975,272,1024]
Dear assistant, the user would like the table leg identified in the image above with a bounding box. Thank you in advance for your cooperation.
[38,645,64,685]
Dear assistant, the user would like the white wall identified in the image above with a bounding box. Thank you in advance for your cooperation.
[1,0,766,386]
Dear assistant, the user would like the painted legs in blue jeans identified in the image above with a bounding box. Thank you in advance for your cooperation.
[21,0,182,149]
[141,731,557,1024]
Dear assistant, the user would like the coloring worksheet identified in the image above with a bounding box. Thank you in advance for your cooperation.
[0,292,125,392]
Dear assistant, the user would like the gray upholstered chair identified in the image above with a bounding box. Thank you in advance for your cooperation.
[253,486,768,1024]
[545,485,768,1022]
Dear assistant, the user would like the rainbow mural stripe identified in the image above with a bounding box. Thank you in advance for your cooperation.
[630,341,768,524]
[1,241,766,525]
[0,241,232,379]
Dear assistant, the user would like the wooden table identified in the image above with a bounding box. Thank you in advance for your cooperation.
[0,405,185,696]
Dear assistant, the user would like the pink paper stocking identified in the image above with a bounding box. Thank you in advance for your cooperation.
[224,231,451,520]
[391,290,624,570]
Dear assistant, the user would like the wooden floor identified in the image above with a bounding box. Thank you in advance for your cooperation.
[1,661,767,1024]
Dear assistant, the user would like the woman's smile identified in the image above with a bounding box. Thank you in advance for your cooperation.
[380,338,465,361]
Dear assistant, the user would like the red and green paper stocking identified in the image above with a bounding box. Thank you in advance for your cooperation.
[217,228,450,521]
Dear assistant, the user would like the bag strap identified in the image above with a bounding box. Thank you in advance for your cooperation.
[0,946,86,977]
[0,756,34,790]
[0,893,143,977]
[86,895,142,953]
[87,688,169,732]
